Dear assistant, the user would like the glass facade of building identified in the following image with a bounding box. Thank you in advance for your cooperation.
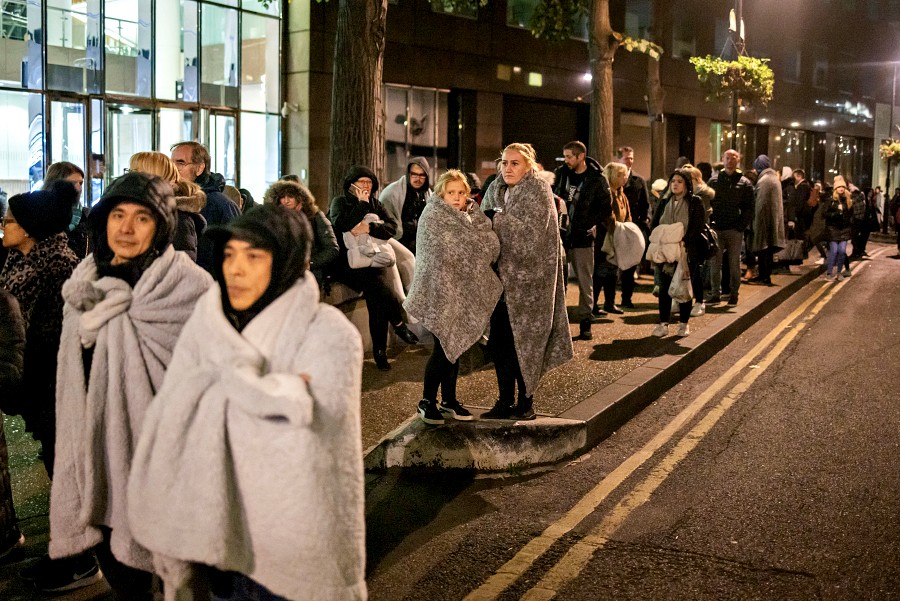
[0,0,282,205]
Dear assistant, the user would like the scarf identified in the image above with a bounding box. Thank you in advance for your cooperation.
[128,275,366,601]
[482,173,573,396]
[403,196,502,362]
[48,246,212,570]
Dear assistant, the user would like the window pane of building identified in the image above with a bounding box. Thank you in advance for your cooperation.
[709,122,758,167]
[242,0,279,16]
[0,90,43,195]
[156,0,198,101]
[624,0,651,39]
[89,98,105,205]
[201,4,239,107]
[105,0,151,96]
[507,0,536,28]
[209,112,236,183]
[384,85,447,184]
[432,0,477,18]
[50,100,86,178]
[0,0,41,89]
[671,16,696,59]
[106,104,152,181]
[241,14,279,113]
[159,107,194,154]
[769,127,813,177]
[239,112,279,200]
[47,0,102,93]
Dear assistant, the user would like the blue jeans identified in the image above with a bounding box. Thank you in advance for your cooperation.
[210,572,289,601]
[826,241,847,275]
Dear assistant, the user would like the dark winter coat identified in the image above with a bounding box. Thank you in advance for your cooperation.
[0,233,78,438]
[708,169,755,232]
[310,210,339,284]
[0,288,25,403]
[173,189,207,262]
[623,171,651,231]
[553,157,605,249]
[67,207,92,259]
[328,166,397,292]
[197,172,241,271]
[823,191,853,242]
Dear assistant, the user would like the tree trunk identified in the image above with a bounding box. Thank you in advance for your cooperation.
[647,0,668,180]
[328,0,388,200]
[588,0,618,164]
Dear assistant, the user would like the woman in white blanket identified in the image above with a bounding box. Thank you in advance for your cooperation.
[647,169,706,338]
[127,205,366,601]
[404,170,502,425]
[49,172,212,600]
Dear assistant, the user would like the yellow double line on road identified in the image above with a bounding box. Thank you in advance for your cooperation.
[465,256,878,601]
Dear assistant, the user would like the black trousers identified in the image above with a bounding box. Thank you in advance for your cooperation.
[355,268,403,353]
[756,248,774,282]
[423,336,460,403]
[620,266,637,303]
[96,528,155,600]
[489,301,528,406]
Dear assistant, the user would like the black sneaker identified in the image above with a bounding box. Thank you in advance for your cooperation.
[417,399,445,425]
[29,553,103,593]
[591,305,607,317]
[392,323,419,345]
[603,304,624,315]
[438,399,475,421]
[511,397,536,421]
[373,349,390,371]
[481,401,514,420]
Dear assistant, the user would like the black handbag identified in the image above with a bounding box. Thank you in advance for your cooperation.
[698,223,719,259]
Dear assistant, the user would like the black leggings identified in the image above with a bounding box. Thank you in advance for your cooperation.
[489,301,528,405]
[355,268,403,353]
[422,336,460,403]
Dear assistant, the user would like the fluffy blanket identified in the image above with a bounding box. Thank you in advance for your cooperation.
[403,196,502,362]
[646,223,685,264]
[750,168,786,253]
[49,247,212,570]
[601,221,646,270]
[482,173,573,397]
[128,275,366,601]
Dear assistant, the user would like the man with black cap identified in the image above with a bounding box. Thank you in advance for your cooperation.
[46,172,211,599]
[128,205,367,601]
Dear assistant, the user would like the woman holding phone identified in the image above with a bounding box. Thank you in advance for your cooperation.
[329,165,418,370]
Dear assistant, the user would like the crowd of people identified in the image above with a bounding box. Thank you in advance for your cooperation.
[0,137,896,600]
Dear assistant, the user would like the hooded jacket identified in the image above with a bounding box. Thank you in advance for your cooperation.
[328,166,398,291]
[379,157,431,252]
[750,167,786,253]
[553,156,606,249]
[196,171,241,271]
[173,187,207,263]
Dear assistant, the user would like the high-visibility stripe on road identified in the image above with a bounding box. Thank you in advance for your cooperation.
[465,257,876,601]
[516,257,876,600]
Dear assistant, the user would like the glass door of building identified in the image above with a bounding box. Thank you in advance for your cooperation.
[208,111,237,184]
[106,103,154,183]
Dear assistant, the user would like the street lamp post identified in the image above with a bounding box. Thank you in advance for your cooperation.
[885,63,897,235]
[729,0,745,151]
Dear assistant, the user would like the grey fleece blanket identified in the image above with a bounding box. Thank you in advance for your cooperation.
[128,275,367,601]
[403,196,502,362]
[482,173,573,397]
[49,246,212,570]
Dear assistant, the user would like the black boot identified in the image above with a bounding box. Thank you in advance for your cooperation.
[511,396,536,421]
[392,323,419,345]
[573,318,592,341]
[481,399,514,420]
[373,349,390,371]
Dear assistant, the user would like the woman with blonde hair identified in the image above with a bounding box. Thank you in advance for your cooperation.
[822,176,853,281]
[404,169,501,424]
[128,151,207,262]
[596,161,633,312]
[480,143,572,420]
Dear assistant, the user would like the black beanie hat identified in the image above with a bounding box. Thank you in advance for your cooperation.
[206,204,313,327]
[7,180,78,241]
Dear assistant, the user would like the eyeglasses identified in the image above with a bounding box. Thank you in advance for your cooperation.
[409,172,427,179]
[173,160,197,168]
[0,218,16,228]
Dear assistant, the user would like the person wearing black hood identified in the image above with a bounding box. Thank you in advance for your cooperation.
[43,161,92,259]
[170,141,241,271]
[329,165,418,370]
[127,205,367,601]
[45,172,211,599]
[380,157,431,253]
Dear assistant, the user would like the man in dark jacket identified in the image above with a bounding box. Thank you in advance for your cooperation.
[708,149,755,305]
[792,169,812,254]
[170,141,241,271]
[618,146,650,307]
[554,141,603,340]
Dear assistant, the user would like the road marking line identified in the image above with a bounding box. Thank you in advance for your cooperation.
[520,275,856,599]
[464,278,832,601]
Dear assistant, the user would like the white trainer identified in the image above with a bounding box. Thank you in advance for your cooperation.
[651,323,669,337]
[676,323,690,337]
[690,302,705,317]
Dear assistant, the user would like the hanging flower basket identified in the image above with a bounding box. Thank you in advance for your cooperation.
[880,139,900,162]
[689,55,775,107]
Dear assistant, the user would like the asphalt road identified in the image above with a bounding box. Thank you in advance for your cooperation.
[365,245,900,600]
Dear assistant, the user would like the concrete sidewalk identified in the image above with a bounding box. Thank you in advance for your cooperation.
[362,253,831,473]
